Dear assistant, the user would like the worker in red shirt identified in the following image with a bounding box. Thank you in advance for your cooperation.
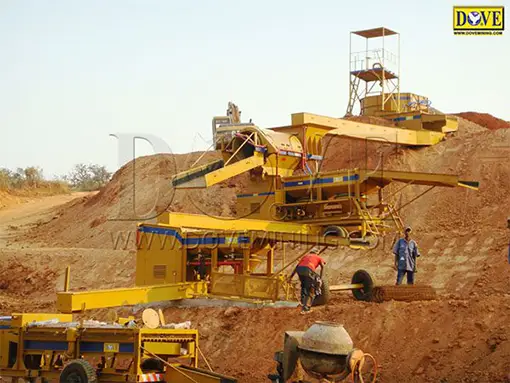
[289,247,326,314]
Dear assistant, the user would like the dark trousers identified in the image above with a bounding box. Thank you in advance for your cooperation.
[296,266,317,307]
[396,269,414,285]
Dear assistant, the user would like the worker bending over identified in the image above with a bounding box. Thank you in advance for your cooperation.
[393,227,420,285]
[289,247,326,314]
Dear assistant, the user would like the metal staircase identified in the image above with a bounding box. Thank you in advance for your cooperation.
[346,75,361,116]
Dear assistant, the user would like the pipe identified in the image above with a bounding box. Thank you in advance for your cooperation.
[329,283,364,292]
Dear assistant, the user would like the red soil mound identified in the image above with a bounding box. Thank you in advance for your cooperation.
[454,112,510,130]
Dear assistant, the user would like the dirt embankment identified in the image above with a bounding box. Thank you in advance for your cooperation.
[454,112,510,131]
[0,248,134,313]
[157,294,510,383]
[0,192,91,248]
[16,152,248,249]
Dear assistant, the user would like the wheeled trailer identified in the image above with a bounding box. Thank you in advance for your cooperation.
[0,313,236,383]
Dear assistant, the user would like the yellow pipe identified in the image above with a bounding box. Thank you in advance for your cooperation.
[56,281,208,313]
[64,266,70,292]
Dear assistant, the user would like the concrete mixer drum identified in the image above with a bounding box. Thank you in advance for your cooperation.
[297,322,354,380]
[269,321,378,383]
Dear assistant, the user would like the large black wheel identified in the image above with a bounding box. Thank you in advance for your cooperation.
[60,359,97,383]
[351,270,375,302]
[312,278,331,307]
[141,358,164,372]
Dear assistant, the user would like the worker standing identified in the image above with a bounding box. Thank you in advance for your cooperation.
[289,247,326,314]
[507,218,510,264]
[393,227,420,285]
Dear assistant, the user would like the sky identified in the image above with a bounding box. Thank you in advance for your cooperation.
[1,0,509,178]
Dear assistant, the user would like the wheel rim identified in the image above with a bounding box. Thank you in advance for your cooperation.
[66,372,83,383]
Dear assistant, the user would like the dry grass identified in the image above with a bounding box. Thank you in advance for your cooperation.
[0,181,71,210]
[2,180,70,196]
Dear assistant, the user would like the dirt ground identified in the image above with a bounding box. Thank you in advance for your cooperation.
[0,192,90,247]
[1,114,510,382]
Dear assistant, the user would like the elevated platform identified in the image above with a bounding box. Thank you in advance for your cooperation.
[352,27,398,38]
[156,212,320,235]
[351,67,398,82]
[140,221,350,247]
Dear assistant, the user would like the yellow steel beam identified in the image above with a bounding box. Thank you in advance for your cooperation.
[5,313,73,327]
[56,281,208,313]
[457,180,480,190]
[172,159,224,188]
[292,112,445,146]
[173,152,265,189]
[359,169,463,187]
[283,169,478,190]
[329,123,444,146]
[248,230,351,247]
[204,151,265,187]
[360,169,477,190]
[157,212,319,235]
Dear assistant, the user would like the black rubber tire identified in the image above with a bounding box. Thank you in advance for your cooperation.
[312,278,331,306]
[141,358,164,372]
[60,359,97,383]
[351,270,374,302]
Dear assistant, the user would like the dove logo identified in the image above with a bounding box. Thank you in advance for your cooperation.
[467,11,481,26]
[453,6,504,34]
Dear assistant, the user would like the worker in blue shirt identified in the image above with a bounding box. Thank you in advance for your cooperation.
[393,227,421,285]
[507,218,510,264]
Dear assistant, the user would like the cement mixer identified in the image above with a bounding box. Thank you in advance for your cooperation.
[268,321,377,383]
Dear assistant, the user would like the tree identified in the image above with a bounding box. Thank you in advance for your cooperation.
[11,168,26,189]
[65,164,112,191]
[24,166,43,187]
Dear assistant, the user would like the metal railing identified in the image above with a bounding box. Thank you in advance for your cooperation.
[350,49,398,72]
